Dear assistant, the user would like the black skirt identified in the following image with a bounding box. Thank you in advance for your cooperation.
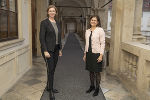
[86,50,103,72]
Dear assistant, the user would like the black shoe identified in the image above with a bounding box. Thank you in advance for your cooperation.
[49,90,55,100]
[53,89,59,93]
[93,88,99,96]
[46,88,59,93]
[86,86,95,93]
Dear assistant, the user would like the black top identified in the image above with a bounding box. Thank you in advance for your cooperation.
[39,18,62,52]
[88,31,92,52]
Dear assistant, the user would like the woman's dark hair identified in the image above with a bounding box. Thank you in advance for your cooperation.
[88,15,101,28]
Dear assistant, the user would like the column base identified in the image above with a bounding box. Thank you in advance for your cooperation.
[132,34,146,43]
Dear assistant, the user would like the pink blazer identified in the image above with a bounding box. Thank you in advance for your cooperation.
[84,27,105,55]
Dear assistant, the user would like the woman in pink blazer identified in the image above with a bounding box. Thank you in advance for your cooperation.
[83,15,105,97]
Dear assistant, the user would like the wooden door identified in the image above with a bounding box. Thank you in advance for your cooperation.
[31,0,37,56]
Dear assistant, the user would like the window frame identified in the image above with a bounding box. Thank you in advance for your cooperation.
[0,0,18,42]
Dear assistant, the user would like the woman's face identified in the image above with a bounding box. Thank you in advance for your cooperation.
[48,7,56,18]
[90,17,98,27]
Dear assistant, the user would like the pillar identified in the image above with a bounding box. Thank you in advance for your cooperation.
[36,0,48,56]
[133,0,146,42]
[28,0,32,66]
[109,0,123,73]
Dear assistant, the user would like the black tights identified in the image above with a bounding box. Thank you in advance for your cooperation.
[89,72,101,88]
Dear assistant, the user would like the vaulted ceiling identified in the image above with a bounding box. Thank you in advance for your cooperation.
[55,0,92,7]
[55,0,93,17]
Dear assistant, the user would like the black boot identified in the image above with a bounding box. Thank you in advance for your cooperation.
[49,90,55,100]
[46,86,59,93]
[86,86,95,93]
[52,88,59,93]
[93,88,99,96]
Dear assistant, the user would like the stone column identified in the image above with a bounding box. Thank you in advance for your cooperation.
[17,0,23,39]
[133,0,146,42]
[97,0,109,30]
[109,0,123,73]
[121,0,135,42]
[27,0,32,66]
[97,8,108,30]
[36,0,48,56]
[85,15,89,30]
[109,0,136,73]
[76,19,82,37]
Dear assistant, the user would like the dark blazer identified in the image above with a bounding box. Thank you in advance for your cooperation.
[40,18,62,52]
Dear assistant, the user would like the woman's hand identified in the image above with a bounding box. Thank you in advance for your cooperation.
[44,51,50,58]
[97,55,103,63]
[83,53,86,62]
[59,50,62,57]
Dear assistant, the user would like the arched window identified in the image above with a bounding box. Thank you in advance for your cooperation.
[0,0,18,42]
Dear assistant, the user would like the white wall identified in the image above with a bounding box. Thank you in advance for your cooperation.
[0,0,31,97]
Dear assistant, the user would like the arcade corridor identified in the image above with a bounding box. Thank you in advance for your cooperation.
[0,0,150,100]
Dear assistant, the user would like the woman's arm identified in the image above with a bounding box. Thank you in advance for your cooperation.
[39,21,47,52]
[83,31,87,61]
[99,28,105,55]
[40,21,50,58]
[97,28,105,62]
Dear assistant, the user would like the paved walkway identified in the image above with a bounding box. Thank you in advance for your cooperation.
[41,33,106,100]
[1,33,136,100]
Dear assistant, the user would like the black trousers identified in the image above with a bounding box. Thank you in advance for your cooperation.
[41,45,59,90]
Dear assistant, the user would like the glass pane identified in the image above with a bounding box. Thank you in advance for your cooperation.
[143,0,150,11]
[0,9,8,40]
[9,12,17,38]
[9,0,16,12]
[0,0,8,10]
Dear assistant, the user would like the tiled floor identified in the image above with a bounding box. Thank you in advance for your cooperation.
[1,57,46,100]
[1,33,136,100]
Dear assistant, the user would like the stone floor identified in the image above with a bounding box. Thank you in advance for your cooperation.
[1,33,136,100]
[40,33,106,100]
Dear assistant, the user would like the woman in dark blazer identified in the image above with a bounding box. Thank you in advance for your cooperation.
[39,5,62,100]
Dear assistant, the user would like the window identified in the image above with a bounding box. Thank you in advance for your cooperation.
[0,0,18,42]
[143,0,150,11]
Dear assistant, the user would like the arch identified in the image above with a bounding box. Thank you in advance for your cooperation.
[55,0,92,17]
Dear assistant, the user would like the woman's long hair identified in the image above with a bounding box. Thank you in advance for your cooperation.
[88,15,101,28]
